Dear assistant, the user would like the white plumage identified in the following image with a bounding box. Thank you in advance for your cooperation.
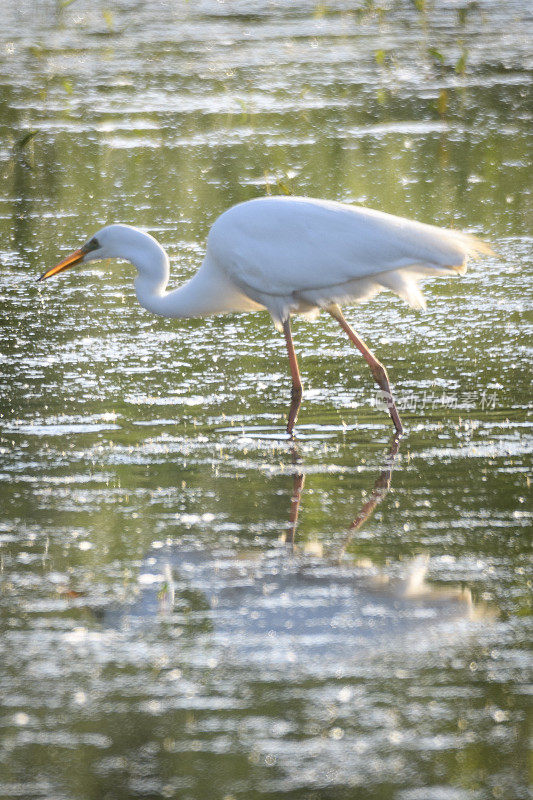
[206,196,492,327]
[39,195,493,435]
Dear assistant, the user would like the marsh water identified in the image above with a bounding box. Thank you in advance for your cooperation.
[0,1,531,799]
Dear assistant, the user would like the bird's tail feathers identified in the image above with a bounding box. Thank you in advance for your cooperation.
[268,230,495,325]
[429,228,496,276]
[448,230,496,259]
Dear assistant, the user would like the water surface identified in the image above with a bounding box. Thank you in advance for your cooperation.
[0,1,531,799]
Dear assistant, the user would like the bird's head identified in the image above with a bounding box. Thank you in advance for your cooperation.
[38,224,146,281]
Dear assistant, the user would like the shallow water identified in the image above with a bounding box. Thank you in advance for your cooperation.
[0,1,531,799]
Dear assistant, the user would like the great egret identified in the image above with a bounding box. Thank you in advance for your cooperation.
[39,195,493,435]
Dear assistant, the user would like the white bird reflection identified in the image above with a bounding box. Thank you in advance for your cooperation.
[116,437,488,666]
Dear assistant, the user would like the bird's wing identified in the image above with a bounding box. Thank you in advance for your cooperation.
[207,196,492,300]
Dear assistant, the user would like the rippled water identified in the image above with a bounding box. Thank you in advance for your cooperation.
[1,1,531,799]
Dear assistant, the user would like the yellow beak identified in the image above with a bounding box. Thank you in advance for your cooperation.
[38,248,85,281]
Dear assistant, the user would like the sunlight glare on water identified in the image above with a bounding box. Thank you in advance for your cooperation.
[0,1,531,799]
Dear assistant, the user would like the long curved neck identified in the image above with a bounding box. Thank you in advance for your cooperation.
[129,234,222,319]
[117,227,260,319]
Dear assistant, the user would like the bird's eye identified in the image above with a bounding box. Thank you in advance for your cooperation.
[83,237,100,253]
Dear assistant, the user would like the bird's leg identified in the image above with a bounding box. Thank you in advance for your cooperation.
[282,318,303,437]
[328,305,404,435]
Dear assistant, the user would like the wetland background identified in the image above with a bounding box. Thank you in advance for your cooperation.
[0,1,531,799]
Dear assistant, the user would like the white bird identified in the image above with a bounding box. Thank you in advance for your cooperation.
[39,195,493,436]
